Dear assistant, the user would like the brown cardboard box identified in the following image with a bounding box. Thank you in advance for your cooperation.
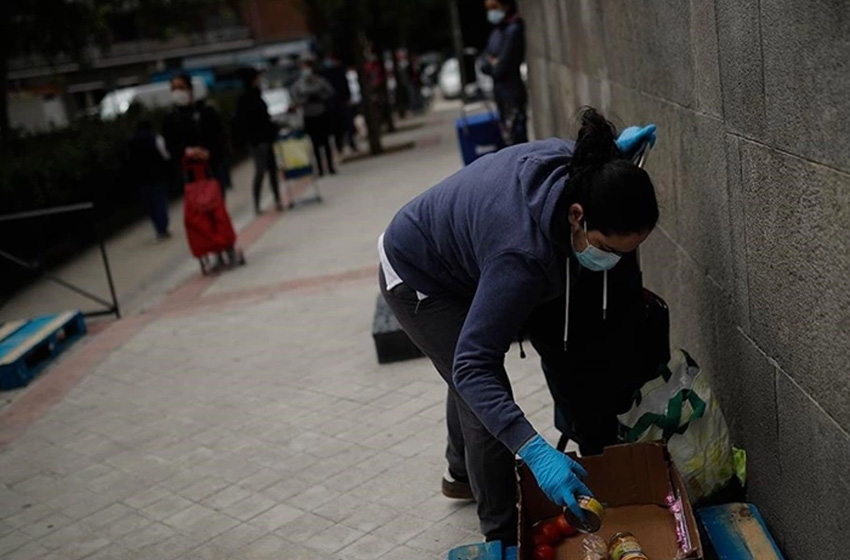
[517,442,702,560]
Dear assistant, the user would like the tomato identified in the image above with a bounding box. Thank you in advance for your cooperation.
[533,544,556,560]
[532,532,550,547]
[537,521,561,544]
[555,513,577,537]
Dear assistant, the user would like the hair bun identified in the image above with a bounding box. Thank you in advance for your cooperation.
[570,106,620,174]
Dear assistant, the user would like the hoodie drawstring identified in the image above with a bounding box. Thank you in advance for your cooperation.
[603,269,608,321]
[564,259,610,351]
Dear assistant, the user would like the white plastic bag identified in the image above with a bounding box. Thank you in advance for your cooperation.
[618,349,736,501]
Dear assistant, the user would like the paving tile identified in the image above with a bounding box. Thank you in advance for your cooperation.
[137,534,202,560]
[379,544,438,560]
[371,512,431,545]
[122,486,175,510]
[175,476,231,503]
[4,540,52,560]
[162,504,239,541]
[338,534,398,560]
[247,504,305,532]
[407,494,469,523]
[200,485,253,510]
[287,484,341,513]
[406,520,478,554]
[17,511,74,539]
[139,494,194,521]
[223,493,277,522]
[340,502,403,533]
[303,522,365,555]
[274,512,335,544]
[0,531,30,556]
[116,522,177,551]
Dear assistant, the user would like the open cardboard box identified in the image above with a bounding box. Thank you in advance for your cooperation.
[517,442,702,560]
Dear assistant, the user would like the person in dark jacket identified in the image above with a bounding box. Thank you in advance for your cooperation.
[126,119,172,241]
[378,108,658,544]
[480,0,528,145]
[320,53,357,154]
[162,73,230,195]
[235,67,283,214]
[291,55,337,176]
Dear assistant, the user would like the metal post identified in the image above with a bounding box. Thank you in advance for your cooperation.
[98,235,120,319]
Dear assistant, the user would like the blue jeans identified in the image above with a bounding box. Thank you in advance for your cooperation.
[141,181,169,236]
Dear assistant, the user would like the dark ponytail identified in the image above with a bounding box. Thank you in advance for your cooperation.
[569,107,621,176]
[562,106,659,237]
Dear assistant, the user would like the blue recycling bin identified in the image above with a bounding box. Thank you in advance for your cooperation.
[456,111,505,165]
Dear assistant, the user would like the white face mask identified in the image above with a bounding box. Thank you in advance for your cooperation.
[171,89,191,107]
[487,9,506,24]
[572,222,621,271]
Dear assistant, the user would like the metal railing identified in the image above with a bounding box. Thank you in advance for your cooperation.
[0,203,120,319]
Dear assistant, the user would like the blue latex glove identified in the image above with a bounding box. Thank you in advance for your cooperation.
[616,124,657,156]
[518,435,593,518]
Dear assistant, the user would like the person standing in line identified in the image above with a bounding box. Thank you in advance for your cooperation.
[320,52,356,156]
[480,0,529,145]
[235,67,283,214]
[126,118,172,241]
[162,73,230,194]
[291,55,337,176]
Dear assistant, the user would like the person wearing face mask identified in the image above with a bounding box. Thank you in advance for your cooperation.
[480,0,528,146]
[162,73,229,196]
[378,107,658,545]
[291,54,337,176]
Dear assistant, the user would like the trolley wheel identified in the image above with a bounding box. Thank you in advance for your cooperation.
[200,258,211,276]
[237,250,246,266]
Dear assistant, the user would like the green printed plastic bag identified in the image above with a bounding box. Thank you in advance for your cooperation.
[618,349,736,501]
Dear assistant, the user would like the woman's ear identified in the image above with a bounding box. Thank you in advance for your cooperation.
[568,203,584,229]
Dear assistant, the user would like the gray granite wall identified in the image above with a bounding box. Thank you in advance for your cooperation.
[520,1,850,556]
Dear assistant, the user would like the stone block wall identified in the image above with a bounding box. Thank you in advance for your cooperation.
[520,1,850,556]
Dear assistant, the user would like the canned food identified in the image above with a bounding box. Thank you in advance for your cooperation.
[563,496,605,533]
[609,531,648,560]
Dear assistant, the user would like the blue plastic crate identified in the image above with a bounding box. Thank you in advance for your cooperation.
[456,111,505,165]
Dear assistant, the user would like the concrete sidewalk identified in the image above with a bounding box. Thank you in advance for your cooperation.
[0,102,566,560]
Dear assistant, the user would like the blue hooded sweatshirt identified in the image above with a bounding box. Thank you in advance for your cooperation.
[383,138,576,453]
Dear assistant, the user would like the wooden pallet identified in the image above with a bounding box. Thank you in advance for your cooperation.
[699,503,784,560]
[0,311,87,390]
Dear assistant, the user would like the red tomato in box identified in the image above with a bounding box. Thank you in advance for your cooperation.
[555,514,577,537]
[533,544,556,560]
[532,532,550,547]
[534,521,561,545]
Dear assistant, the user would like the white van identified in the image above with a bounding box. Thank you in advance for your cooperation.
[99,77,209,120]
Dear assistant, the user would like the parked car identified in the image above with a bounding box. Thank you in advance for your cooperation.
[437,57,528,101]
[99,77,209,120]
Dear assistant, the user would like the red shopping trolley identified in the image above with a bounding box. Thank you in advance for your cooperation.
[182,157,245,275]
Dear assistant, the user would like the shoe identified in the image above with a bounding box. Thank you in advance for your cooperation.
[275,201,284,212]
[155,231,171,242]
[329,168,337,175]
[441,468,474,501]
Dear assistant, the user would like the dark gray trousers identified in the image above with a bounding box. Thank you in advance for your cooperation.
[379,268,517,544]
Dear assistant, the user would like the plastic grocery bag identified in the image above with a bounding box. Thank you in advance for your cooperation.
[274,135,312,172]
[618,349,736,501]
